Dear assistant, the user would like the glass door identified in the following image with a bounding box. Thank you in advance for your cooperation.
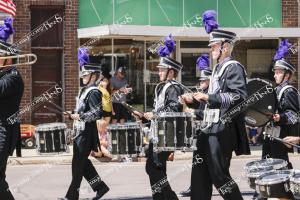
[180,48,211,89]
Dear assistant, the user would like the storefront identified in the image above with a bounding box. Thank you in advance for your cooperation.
[78,0,300,110]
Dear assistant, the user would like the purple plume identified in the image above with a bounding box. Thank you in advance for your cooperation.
[158,34,176,57]
[165,34,175,53]
[158,45,170,57]
[196,54,210,70]
[0,17,14,42]
[273,39,292,61]
[78,47,90,67]
[202,10,219,34]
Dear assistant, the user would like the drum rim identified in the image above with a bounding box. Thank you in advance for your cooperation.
[255,170,293,185]
[245,159,287,170]
[246,78,273,86]
[108,123,141,130]
[157,112,195,117]
[246,167,275,178]
[36,122,67,131]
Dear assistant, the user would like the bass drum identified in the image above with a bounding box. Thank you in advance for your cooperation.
[245,78,277,127]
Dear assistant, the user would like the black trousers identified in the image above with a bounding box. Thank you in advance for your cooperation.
[66,135,104,200]
[145,144,178,200]
[262,137,293,169]
[187,140,201,187]
[0,124,15,200]
[191,133,243,200]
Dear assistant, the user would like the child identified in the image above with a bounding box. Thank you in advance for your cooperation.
[98,76,114,124]
[91,120,112,159]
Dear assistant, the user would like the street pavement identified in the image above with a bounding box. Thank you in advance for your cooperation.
[5,146,300,200]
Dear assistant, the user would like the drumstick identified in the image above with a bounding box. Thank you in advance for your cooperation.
[251,107,273,118]
[47,100,64,112]
[263,132,300,149]
[121,101,144,117]
[43,106,62,115]
[44,106,72,117]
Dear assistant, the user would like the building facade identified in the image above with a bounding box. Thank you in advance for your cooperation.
[78,0,300,111]
[14,0,78,125]
[7,0,300,125]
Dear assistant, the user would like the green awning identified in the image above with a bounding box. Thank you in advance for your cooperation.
[79,0,282,29]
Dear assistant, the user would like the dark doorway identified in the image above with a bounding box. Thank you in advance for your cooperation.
[31,6,64,125]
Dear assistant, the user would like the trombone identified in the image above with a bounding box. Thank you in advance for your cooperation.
[0,53,37,68]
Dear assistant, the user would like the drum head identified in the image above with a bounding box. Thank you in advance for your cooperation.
[246,166,274,178]
[291,172,300,184]
[245,78,277,127]
[245,159,287,171]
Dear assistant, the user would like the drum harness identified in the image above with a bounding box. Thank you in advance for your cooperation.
[264,84,300,152]
[73,86,99,139]
[200,60,246,133]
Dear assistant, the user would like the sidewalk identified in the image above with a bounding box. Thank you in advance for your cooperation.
[8,145,298,165]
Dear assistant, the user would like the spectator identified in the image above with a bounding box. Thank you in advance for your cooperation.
[110,67,132,124]
[98,73,113,124]
[246,126,262,146]
[92,119,112,159]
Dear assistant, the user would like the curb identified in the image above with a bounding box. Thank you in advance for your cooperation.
[6,150,279,165]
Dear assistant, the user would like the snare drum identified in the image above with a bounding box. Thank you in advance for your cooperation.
[108,122,143,155]
[152,112,196,151]
[245,166,274,189]
[290,172,300,199]
[35,122,69,154]
[244,158,288,191]
[255,170,294,199]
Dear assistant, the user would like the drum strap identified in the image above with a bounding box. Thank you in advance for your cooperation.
[154,81,179,112]
[216,60,247,80]
[75,86,99,112]
[209,60,247,94]
[79,86,99,101]
[277,85,300,101]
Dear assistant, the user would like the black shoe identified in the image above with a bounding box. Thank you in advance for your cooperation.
[180,187,191,197]
[92,182,110,200]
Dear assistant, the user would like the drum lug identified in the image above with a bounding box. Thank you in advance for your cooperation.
[255,185,259,193]
[266,186,271,196]
[284,182,290,192]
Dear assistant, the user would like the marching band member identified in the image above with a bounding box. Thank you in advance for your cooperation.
[0,17,24,200]
[283,136,300,147]
[59,48,109,200]
[179,54,211,197]
[135,35,184,200]
[263,39,300,170]
[190,10,249,200]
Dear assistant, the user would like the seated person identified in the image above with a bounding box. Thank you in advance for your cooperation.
[91,119,112,159]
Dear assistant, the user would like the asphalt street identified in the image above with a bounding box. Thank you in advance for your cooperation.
[6,156,300,200]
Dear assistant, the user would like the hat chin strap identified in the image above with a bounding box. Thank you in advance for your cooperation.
[278,70,289,85]
[217,41,225,63]
[163,69,170,82]
[83,73,93,86]
[161,68,171,82]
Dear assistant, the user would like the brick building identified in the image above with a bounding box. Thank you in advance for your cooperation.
[3,0,299,125]
[13,0,78,125]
